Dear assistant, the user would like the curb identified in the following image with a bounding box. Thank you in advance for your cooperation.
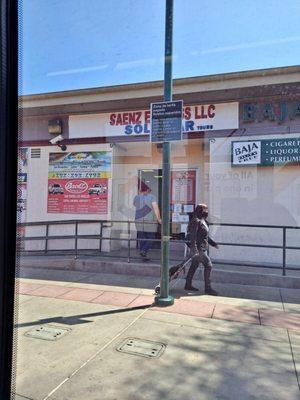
[19,256,300,289]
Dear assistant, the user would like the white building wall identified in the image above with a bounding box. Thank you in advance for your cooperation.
[25,143,113,252]
[208,134,300,267]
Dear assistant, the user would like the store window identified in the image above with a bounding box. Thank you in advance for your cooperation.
[3,1,299,399]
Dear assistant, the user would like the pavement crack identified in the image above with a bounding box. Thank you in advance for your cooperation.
[41,306,150,400]
[287,329,300,392]
[14,393,35,400]
[211,303,216,319]
[257,309,262,325]
[279,289,286,311]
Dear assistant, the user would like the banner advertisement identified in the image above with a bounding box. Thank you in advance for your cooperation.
[17,148,28,223]
[69,102,239,139]
[47,151,111,214]
[232,137,300,166]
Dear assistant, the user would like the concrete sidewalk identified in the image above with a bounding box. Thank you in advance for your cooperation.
[20,254,300,289]
[14,268,300,400]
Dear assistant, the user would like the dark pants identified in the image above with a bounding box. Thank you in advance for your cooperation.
[137,231,155,254]
[186,250,213,288]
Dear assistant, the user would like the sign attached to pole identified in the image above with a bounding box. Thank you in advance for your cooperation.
[150,100,183,142]
[232,137,300,166]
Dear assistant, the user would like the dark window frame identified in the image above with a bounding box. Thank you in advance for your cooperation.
[0,0,18,397]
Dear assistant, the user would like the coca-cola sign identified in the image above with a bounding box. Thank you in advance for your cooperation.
[65,180,88,194]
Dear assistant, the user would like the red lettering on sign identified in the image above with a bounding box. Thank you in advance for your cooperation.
[184,107,191,120]
[195,106,208,119]
[145,111,150,123]
[208,104,215,118]
[128,113,136,124]
[116,114,123,125]
[136,112,142,124]
[110,112,145,125]
[200,105,207,119]
[123,113,129,124]
[109,114,116,126]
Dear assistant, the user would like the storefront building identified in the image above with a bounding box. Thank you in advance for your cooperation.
[20,66,300,267]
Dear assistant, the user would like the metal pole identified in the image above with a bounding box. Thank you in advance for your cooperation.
[127,221,131,263]
[155,0,174,306]
[99,222,103,252]
[45,223,49,254]
[74,221,78,259]
[282,227,286,276]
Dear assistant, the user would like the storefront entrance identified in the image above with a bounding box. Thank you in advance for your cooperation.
[138,169,162,209]
[138,169,193,242]
[138,169,162,248]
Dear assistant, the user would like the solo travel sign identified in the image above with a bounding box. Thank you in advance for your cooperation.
[232,137,300,166]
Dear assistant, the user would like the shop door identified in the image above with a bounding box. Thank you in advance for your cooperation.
[138,169,162,209]
[138,169,196,241]
[138,169,162,248]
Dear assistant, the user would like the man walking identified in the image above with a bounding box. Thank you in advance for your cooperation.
[133,181,161,261]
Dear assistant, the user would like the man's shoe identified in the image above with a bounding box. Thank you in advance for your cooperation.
[204,287,218,296]
[184,284,199,291]
[140,252,150,262]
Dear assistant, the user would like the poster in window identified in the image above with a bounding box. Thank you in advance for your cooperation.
[17,148,28,223]
[171,170,196,204]
[47,151,111,214]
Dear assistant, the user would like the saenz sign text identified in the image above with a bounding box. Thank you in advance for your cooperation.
[68,102,239,139]
[232,137,300,166]
[150,100,183,142]
[111,104,222,135]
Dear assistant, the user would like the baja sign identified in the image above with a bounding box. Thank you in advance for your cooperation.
[232,137,300,166]
[232,141,261,165]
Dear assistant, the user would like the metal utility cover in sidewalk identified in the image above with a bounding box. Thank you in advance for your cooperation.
[25,325,71,341]
[117,338,166,358]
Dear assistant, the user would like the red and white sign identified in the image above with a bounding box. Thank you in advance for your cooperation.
[69,102,239,139]
[47,152,111,214]
[171,170,196,204]
[65,180,88,194]
[47,178,108,214]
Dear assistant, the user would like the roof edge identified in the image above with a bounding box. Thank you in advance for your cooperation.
[21,65,300,102]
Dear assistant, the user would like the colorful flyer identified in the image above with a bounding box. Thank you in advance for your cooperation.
[47,151,111,214]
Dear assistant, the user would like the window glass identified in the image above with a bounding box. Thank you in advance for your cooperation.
[13,1,300,399]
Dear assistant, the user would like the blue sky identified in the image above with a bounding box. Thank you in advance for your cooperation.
[22,0,300,95]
